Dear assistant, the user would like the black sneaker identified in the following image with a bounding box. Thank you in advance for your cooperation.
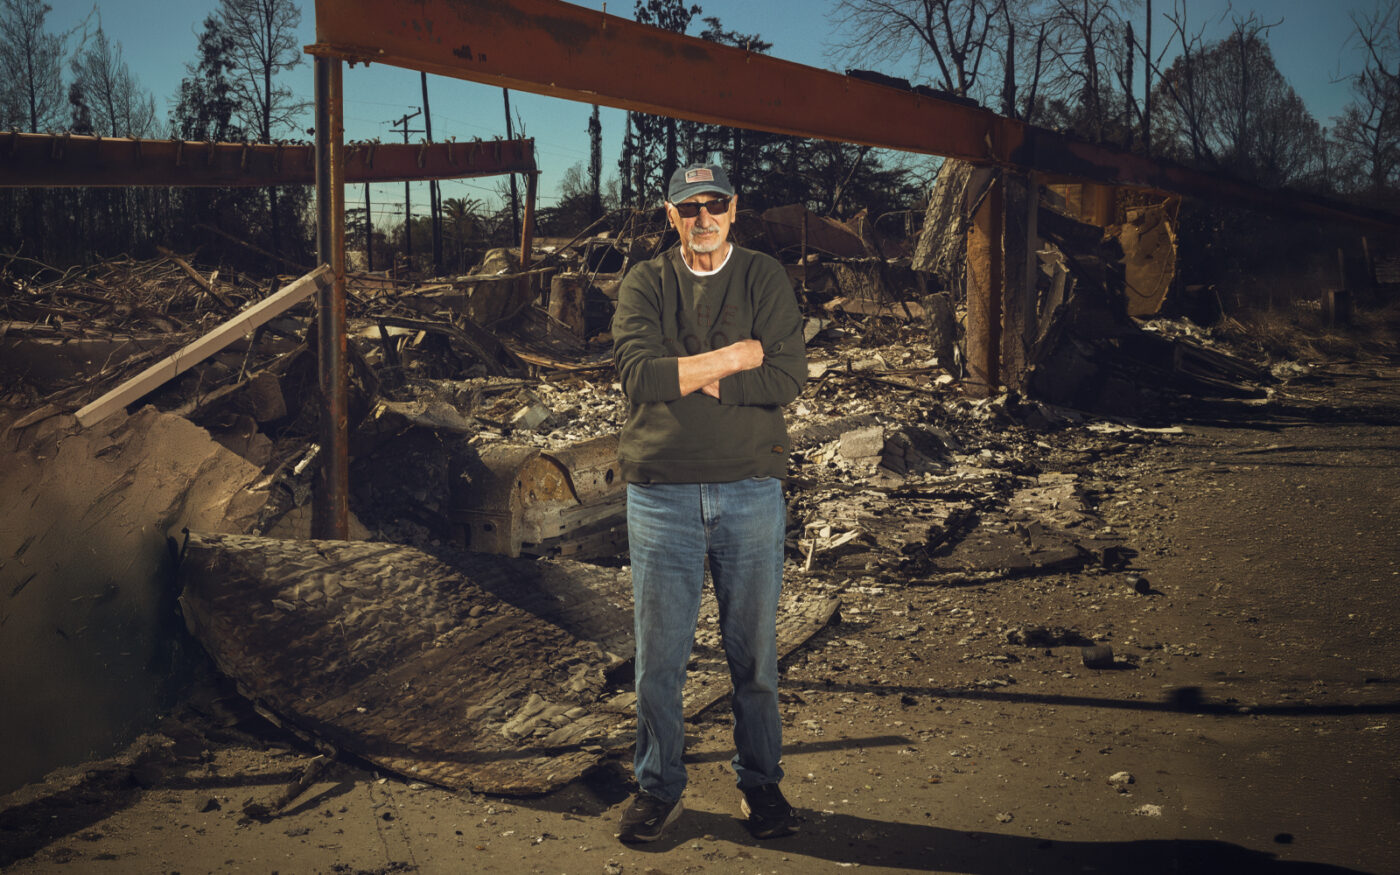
[740,783,799,839]
[617,791,682,843]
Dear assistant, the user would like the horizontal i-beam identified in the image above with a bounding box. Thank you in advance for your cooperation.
[0,132,535,187]
[307,0,1400,231]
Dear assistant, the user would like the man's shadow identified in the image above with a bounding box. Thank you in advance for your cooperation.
[629,807,1368,874]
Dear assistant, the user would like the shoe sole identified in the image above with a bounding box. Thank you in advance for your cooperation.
[740,798,799,838]
[618,799,683,843]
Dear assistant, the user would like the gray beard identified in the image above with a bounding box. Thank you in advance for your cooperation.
[689,232,723,254]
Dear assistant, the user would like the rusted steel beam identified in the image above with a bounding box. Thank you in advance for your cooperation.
[0,132,535,187]
[307,0,1400,231]
[313,57,350,540]
[309,0,993,162]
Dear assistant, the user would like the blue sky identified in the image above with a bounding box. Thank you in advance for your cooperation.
[46,0,1381,224]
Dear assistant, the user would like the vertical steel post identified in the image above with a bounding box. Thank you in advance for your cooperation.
[966,170,1004,396]
[504,88,521,238]
[519,169,536,282]
[313,55,350,539]
[1000,170,1038,391]
[364,183,373,272]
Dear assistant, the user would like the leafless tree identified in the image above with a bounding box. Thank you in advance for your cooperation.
[69,20,156,138]
[1154,14,1323,187]
[1351,0,1400,90]
[630,0,700,201]
[64,18,160,256]
[1335,2,1400,195]
[1144,0,1222,164]
[1110,0,1155,152]
[828,0,1007,101]
[0,0,68,133]
[1037,0,1137,142]
[993,2,1044,120]
[216,0,309,256]
[217,0,307,141]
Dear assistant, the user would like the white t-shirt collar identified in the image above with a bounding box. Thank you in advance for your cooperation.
[680,243,733,277]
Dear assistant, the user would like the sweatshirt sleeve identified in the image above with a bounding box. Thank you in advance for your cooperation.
[612,260,682,403]
[716,255,808,407]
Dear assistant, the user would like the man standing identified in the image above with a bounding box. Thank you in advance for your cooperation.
[611,163,808,843]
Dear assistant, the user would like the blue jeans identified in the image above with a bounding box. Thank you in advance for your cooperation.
[627,478,786,803]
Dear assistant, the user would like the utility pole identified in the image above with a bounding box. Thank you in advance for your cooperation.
[588,104,603,218]
[503,88,520,238]
[421,73,443,276]
[389,109,424,269]
[1143,0,1153,156]
[364,183,373,272]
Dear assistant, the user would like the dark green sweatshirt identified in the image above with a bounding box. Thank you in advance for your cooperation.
[612,245,808,484]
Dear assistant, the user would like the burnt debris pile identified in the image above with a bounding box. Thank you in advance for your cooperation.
[5,163,1388,795]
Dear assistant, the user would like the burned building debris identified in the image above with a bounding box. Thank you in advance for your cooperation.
[2,151,1395,800]
[175,531,838,795]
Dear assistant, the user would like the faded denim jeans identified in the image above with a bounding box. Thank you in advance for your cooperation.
[627,477,786,803]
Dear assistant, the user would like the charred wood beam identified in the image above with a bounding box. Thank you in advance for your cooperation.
[306,0,1400,232]
[375,315,526,378]
[0,132,536,188]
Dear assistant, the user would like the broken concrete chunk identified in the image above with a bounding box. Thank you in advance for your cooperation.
[1108,771,1135,789]
[510,403,552,431]
[839,425,886,460]
[850,354,889,373]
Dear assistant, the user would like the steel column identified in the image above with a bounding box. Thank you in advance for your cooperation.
[519,170,537,305]
[313,56,350,540]
[520,170,536,272]
[1000,171,1036,389]
[966,171,1004,396]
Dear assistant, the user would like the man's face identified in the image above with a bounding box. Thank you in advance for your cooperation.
[668,191,737,256]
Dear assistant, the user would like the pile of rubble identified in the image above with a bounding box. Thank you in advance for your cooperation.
[1,174,1294,796]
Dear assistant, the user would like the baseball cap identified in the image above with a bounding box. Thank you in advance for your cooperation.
[667,163,734,204]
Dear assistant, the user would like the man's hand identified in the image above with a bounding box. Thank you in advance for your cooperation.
[727,339,764,371]
[677,338,765,397]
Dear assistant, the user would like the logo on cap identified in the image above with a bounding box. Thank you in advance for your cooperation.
[685,167,715,183]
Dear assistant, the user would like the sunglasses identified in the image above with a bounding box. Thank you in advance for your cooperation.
[672,197,731,218]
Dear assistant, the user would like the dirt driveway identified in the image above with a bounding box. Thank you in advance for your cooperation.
[2,362,1397,874]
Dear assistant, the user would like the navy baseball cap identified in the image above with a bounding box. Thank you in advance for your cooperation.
[667,163,734,203]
